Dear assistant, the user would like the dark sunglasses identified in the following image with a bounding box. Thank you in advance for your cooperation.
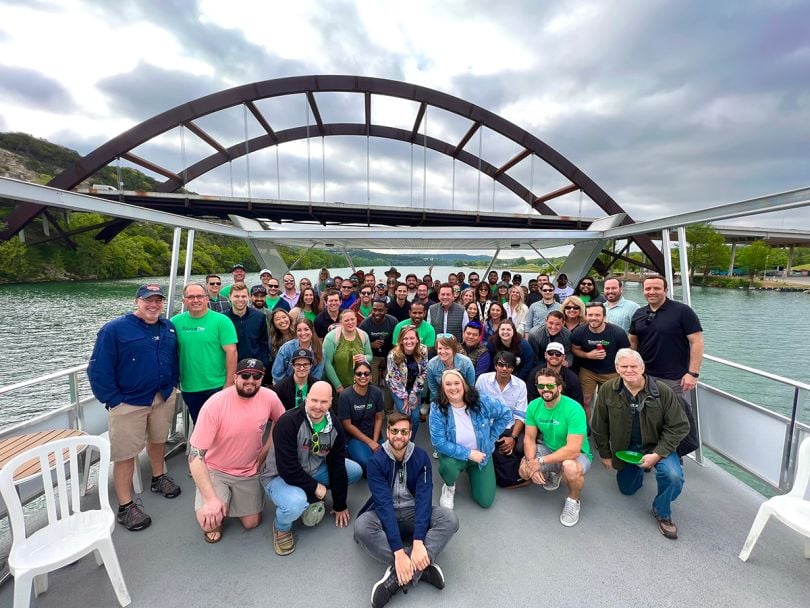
[564,305,579,310]
[389,427,411,436]
[208,281,221,286]
[360,291,372,296]
[268,284,280,288]
[546,351,563,357]
[541,288,554,293]
[354,371,371,377]
[239,372,264,380]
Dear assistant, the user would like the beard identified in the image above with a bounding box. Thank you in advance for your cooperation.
[236,383,261,398]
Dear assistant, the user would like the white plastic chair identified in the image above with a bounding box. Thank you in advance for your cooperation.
[0,435,132,607]
[739,435,810,561]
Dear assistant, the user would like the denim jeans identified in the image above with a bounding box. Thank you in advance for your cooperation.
[354,505,459,575]
[265,459,363,531]
[615,450,684,519]
[391,393,420,437]
[346,439,374,474]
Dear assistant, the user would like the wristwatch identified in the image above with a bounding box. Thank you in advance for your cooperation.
[511,435,518,442]
[687,371,699,378]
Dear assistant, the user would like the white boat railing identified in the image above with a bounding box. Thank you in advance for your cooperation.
[697,354,810,492]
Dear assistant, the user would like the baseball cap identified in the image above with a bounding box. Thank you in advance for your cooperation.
[259,268,272,277]
[236,358,265,374]
[291,348,315,363]
[136,284,165,299]
[251,285,267,295]
[546,342,565,355]
[232,263,246,271]
[325,278,336,288]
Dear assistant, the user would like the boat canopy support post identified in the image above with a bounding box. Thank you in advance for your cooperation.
[662,229,674,289]
[228,215,288,276]
[558,214,626,283]
[677,226,692,307]
[343,249,357,273]
[483,248,501,276]
[676,224,705,466]
[786,245,795,277]
[183,229,196,290]
[288,243,317,271]
[166,227,182,316]
[529,245,559,274]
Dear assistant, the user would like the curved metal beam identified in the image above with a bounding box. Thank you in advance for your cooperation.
[2,75,662,270]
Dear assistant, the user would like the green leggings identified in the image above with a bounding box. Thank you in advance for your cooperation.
[438,454,496,509]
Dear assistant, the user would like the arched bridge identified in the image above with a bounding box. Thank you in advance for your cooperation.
[0,75,664,272]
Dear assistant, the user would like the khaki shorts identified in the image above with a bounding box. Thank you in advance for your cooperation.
[579,368,618,404]
[194,469,264,518]
[108,391,177,462]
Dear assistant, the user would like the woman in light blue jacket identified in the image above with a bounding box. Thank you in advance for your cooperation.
[429,369,512,510]
[426,334,475,401]
[271,318,325,383]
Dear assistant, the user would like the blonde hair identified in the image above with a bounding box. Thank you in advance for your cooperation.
[561,295,586,325]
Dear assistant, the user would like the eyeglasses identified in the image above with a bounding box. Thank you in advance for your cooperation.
[536,383,557,390]
[541,289,554,293]
[341,286,353,290]
[239,372,264,380]
[546,351,564,357]
[360,291,372,296]
[388,427,411,436]
[185,294,207,300]
[354,371,371,377]
[310,432,321,455]
[208,281,221,286]
[293,361,311,368]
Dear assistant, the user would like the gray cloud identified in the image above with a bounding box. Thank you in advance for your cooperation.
[0,64,76,112]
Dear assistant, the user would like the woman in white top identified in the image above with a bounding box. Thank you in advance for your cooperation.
[504,285,528,334]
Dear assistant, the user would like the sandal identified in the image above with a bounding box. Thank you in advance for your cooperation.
[204,526,223,543]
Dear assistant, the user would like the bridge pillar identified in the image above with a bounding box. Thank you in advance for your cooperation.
[228,215,289,277]
[728,242,737,276]
[557,214,626,283]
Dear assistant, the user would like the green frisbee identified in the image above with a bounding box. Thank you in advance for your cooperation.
[615,450,645,465]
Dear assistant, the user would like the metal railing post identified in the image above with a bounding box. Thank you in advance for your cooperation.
[69,370,82,431]
[166,227,182,315]
[779,386,802,491]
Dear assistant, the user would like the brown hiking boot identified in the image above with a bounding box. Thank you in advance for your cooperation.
[273,524,295,556]
[653,510,678,539]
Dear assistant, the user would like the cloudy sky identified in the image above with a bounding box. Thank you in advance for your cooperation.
[1,0,809,235]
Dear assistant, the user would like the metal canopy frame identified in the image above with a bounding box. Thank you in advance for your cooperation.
[0,75,663,270]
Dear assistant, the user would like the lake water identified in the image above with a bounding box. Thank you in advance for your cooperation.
[1,265,808,430]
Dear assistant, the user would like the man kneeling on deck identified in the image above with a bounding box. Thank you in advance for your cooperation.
[591,348,689,539]
[519,368,592,527]
[189,359,285,543]
[261,381,363,555]
[354,413,459,608]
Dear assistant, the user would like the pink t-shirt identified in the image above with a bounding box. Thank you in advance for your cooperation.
[190,386,285,476]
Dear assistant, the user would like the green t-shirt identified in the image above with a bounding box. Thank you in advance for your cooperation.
[525,394,592,460]
[221,284,233,298]
[170,310,238,392]
[303,310,316,323]
[266,296,282,309]
[312,417,328,433]
[359,304,372,318]
[392,319,436,348]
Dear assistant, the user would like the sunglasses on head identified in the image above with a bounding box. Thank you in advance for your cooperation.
[239,372,264,380]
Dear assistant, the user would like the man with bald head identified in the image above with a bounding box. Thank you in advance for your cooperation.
[261,381,363,555]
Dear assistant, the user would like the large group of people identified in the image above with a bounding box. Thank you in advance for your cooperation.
[88,267,703,607]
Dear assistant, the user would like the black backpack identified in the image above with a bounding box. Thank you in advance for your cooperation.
[647,376,699,457]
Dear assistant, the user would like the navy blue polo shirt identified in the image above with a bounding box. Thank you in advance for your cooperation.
[629,298,702,380]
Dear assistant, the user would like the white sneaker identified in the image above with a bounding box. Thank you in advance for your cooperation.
[439,484,456,509]
[560,497,581,527]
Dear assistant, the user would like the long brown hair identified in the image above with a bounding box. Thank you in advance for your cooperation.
[391,325,425,366]
[294,317,323,364]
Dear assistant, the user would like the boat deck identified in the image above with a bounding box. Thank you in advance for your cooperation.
[2,435,808,608]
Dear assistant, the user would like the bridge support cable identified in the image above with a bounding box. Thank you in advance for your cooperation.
[483,247,501,276]
[529,245,559,274]
[243,105,252,203]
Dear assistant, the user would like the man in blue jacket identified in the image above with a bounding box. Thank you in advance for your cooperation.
[354,413,459,608]
[88,284,181,532]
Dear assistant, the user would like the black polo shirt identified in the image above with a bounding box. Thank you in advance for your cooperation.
[629,298,702,380]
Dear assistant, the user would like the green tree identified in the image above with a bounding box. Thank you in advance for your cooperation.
[687,223,730,278]
[737,240,771,279]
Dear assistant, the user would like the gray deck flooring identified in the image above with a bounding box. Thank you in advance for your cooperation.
[2,434,809,608]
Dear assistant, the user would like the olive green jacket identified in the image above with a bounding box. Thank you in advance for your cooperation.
[591,375,689,470]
